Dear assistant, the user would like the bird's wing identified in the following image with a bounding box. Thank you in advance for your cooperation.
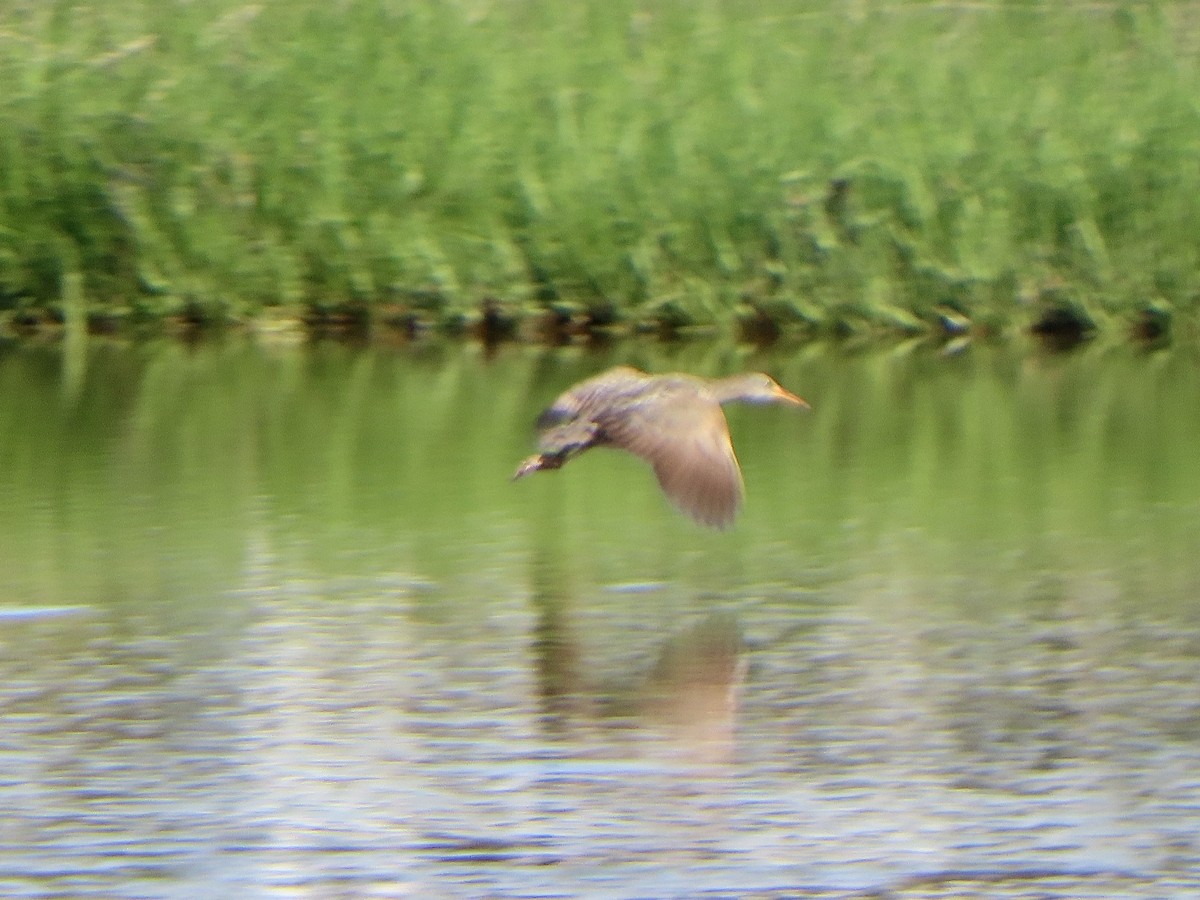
[535,367,650,455]
[597,389,744,529]
[536,418,600,456]
[536,366,648,430]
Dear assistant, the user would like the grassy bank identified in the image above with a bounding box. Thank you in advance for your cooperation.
[1,1,1199,342]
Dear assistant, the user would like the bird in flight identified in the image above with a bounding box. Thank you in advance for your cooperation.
[513,366,807,528]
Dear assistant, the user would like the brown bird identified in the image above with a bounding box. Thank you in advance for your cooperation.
[513,366,808,528]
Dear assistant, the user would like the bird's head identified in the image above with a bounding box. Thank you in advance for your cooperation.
[712,373,809,408]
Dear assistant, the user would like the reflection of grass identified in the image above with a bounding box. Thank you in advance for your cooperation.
[2,339,1199,616]
[2,3,1199,339]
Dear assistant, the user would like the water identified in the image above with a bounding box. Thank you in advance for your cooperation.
[1,336,1199,898]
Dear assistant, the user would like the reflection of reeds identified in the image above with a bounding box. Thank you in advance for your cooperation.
[1,3,1199,337]
[755,341,1200,607]
[3,339,1199,617]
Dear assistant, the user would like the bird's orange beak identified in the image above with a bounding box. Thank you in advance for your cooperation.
[773,385,810,409]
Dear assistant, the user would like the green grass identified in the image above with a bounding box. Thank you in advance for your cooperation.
[2,1,1200,338]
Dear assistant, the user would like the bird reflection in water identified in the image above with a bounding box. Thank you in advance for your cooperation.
[626,611,747,764]
[528,549,746,764]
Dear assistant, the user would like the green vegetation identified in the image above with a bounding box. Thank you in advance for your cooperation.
[2,1,1199,341]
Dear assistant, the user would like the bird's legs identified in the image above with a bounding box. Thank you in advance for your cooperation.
[512,451,568,480]
[513,420,600,481]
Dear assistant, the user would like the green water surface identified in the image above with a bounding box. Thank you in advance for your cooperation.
[1,337,1198,897]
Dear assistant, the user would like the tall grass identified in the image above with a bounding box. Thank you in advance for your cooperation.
[1,1,1199,336]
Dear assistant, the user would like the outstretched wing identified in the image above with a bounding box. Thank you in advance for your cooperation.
[535,366,647,429]
[535,366,649,454]
[596,385,744,529]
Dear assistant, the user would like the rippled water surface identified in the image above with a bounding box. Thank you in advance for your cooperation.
[1,338,1199,898]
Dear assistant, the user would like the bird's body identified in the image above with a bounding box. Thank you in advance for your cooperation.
[513,366,807,528]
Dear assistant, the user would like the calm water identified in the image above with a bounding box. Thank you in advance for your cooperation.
[1,336,1199,899]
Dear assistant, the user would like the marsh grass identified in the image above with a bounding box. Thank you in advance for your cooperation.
[1,1,1199,340]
